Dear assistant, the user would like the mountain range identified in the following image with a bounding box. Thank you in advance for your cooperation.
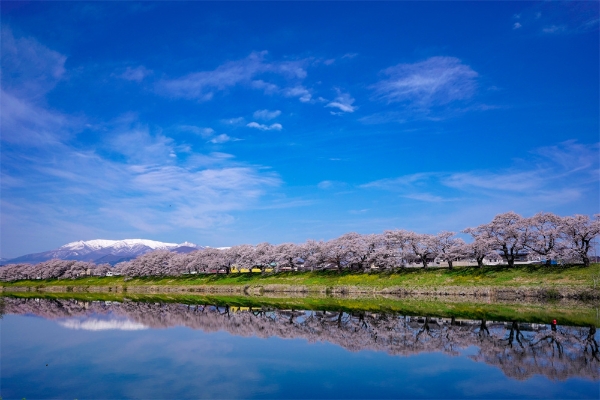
[2,239,205,265]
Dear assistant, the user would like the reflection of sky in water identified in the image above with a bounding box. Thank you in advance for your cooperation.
[1,307,598,399]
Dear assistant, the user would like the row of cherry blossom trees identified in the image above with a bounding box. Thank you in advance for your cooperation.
[465,212,600,268]
[0,260,111,281]
[0,212,598,281]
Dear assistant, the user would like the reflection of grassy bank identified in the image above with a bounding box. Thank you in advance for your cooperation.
[4,291,599,327]
[3,263,599,288]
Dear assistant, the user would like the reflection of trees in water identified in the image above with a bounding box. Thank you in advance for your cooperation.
[5,297,598,381]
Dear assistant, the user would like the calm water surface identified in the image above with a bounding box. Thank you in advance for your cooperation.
[2,297,598,399]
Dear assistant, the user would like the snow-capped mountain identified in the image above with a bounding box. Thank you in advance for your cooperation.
[4,239,204,265]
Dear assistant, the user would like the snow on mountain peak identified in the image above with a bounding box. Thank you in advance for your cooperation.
[61,239,194,251]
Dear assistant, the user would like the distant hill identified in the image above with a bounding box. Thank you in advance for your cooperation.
[3,239,206,265]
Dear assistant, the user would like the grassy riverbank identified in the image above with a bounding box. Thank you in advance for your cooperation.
[3,291,599,327]
[3,263,599,290]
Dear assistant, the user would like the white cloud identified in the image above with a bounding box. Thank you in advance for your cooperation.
[361,141,598,210]
[283,85,312,102]
[372,56,478,107]
[246,122,282,131]
[317,180,333,189]
[317,180,347,190]
[542,25,566,34]
[360,173,436,190]
[209,134,238,144]
[325,91,356,113]
[118,66,153,82]
[443,170,543,192]
[512,2,598,36]
[402,193,453,203]
[250,79,279,94]
[1,26,67,99]
[253,109,281,120]
[178,125,215,138]
[221,117,246,126]
[0,89,75,146]
[156,51,308,101]
[513,22,522,29]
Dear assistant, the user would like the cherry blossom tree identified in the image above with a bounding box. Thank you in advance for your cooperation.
[464,212,528,268]
[525,212,563,266]
[273,243,302,271]
[379,230,410,269]
[299,240,326,271]
[433,231,465,270]
[559,214,600,267]
[228,245,254,273]
[322,234,360,272]
[254,242,277,272]
[462,238,496,268]
[405,232,438,268]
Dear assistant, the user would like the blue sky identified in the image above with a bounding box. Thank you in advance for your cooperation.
[1,1,598,258]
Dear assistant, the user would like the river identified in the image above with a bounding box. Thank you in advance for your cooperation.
[2,296,598,398]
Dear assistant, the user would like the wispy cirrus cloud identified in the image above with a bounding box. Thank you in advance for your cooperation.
[372,56,478,108]
[176,126,239,144]
[156,51,310,102]
[282,85,312,102]
[246,122,282,131]
[117,65,153,82]
[1,26,66,99]
[361,141,598,208]
[512,1,599,35]
[209,134,240,144]
[0,89,76,146]
[360,172,438,190]
[317,180,334,189]
[317,180,348,191]
[0,28,79,147]
[178,125,215,138]
[253,109,281,120]
[4,117,282,236]
[325,90,356,114]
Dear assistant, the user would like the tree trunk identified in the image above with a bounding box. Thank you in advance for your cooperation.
[448,260,453,270]
[545,258,552,267]
[476,256,484,268]
[503,246,514,268]
[583,254,590,267]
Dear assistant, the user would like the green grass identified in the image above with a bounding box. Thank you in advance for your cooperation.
[4,263,599,289]
[3,291,599,327]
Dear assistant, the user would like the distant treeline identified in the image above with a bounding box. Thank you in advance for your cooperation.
[1,211,598,281]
